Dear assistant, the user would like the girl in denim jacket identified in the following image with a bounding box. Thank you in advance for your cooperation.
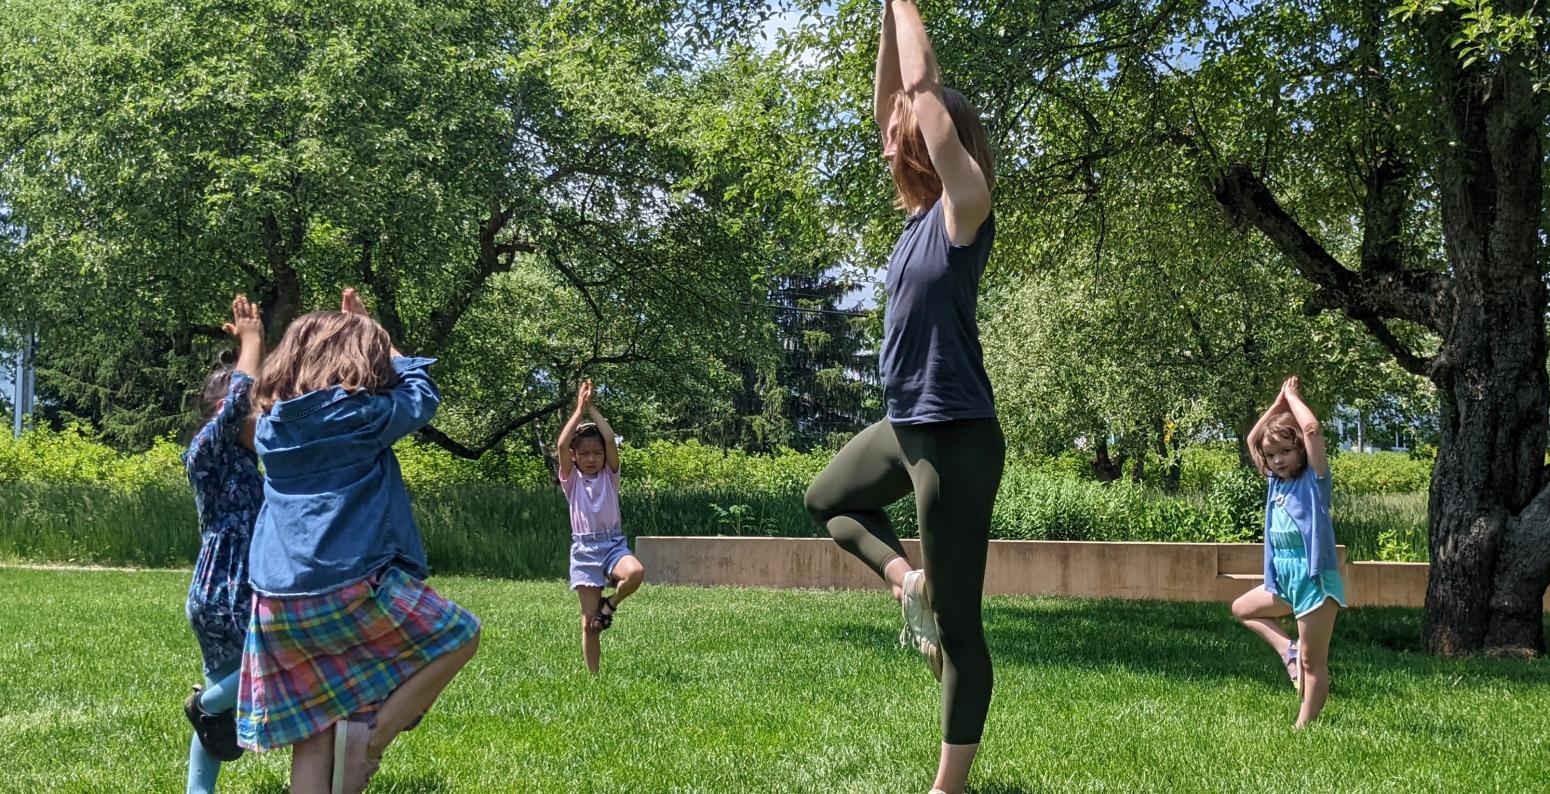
[237,289,480,793]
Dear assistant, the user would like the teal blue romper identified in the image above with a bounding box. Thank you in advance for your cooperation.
[1268,479,1347,617]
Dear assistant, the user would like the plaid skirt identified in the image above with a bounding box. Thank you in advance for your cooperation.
[236,565,480,751]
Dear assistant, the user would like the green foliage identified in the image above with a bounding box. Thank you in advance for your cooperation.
[1334,492,1429,563]
[1177,443,1243,492]
[0,0,827,453]
[1204,466,1270,543]
[0,426,184,491]
[620,439,833,494]
[0,427,1433,567]
[395,440,552,491]
[1330,451,1434,496]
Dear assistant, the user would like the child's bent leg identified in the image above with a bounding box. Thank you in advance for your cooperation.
[1294,598,1339,728]
[366,629,481,759]
[608,555,645,605]
[577,587,603,673]
[289,730,334,794]
[1231,586,1295,660]
[199,662,241,713]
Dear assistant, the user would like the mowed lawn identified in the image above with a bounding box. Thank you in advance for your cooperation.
[1,567,1546,793]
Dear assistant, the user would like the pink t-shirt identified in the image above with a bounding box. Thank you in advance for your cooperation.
[560,466,622,536]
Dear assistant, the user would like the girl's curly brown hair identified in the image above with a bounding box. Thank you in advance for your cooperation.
[253,311,396,413]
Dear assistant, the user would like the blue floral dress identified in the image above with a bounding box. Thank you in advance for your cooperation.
[183,372,264,676]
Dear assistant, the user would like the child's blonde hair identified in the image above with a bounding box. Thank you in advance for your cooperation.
[254,311,395,413]
[1250,412,1306,477]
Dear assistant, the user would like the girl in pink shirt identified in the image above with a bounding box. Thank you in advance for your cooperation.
[557,379,645,673]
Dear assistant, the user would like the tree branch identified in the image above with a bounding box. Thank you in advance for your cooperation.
[1212,163,1452,338]
[421,202,537,354]
[415,351,649,459]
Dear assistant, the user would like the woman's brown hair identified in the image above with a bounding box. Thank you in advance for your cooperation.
[1250,412,1307,476]
[888,87,995,213]
[253,311,396,413]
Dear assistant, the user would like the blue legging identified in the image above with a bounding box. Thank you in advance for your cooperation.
[186,660,240,794]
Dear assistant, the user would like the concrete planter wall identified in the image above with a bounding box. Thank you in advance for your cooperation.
[635,536,1550,610]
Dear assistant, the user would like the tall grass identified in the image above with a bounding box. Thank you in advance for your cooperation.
[0,477,1432,572]
[0,482,835,575]
[1334,491,1429,562]
[0,483,196,566]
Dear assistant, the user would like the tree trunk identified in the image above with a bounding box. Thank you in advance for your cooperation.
[1155,416,1181,493]
[259,212,305,345]
[1091,434,1123,482]
[1421,8,1550,656]
[1424,314,1550,656]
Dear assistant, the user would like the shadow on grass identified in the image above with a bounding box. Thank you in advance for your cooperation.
[971,782,1039,794]
[825,596,1550,688]
[251,773,453,794]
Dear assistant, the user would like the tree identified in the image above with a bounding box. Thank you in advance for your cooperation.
[0,0,832,455]
[720,272,879,452]
[792,0,1547,655]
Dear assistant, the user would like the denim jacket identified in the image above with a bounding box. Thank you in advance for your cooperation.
[1262,465,1340,597]
[249,357,439,597]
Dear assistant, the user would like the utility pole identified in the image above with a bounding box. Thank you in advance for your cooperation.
[11,330,34,438]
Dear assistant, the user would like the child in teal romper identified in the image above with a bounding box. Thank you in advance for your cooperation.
[1231,375,1346,728]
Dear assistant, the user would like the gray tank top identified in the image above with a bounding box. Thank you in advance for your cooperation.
[879,198,996,424]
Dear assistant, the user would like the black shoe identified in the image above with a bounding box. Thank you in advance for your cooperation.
[184,685,244,762]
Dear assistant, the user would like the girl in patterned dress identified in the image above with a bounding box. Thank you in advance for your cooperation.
[1232,376,1347,728]
[236,288,480,793]
[182,294,265,793]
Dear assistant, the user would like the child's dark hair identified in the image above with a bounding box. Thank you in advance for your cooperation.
[197,348,237,424]
[570,423,604,449]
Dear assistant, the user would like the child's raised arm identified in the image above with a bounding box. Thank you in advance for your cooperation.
[220,294,264,450]
[1246,386,1290,457]
[556,380,591,480]
[223,294,265,378]
[341,287,439,446]
[585,387,620,475]
[1280,376,1329,476]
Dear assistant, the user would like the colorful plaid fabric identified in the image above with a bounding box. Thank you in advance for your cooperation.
[236,565,480,751]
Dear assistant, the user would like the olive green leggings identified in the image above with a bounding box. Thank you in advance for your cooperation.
[803,417,1005,744]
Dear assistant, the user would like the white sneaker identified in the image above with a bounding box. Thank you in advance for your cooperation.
[899,569,943,681]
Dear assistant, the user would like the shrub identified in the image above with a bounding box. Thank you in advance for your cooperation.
[1329,452,1432,495]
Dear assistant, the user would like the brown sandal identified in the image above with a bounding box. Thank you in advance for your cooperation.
[592,596,616,631]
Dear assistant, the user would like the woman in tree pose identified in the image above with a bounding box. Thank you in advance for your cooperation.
[804,2,1002,791]
[1232,375,1345,728]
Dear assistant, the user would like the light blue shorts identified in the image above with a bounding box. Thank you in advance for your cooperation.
[569,530,632,590]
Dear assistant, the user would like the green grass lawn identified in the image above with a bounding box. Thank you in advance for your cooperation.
[1,566,1545,793]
